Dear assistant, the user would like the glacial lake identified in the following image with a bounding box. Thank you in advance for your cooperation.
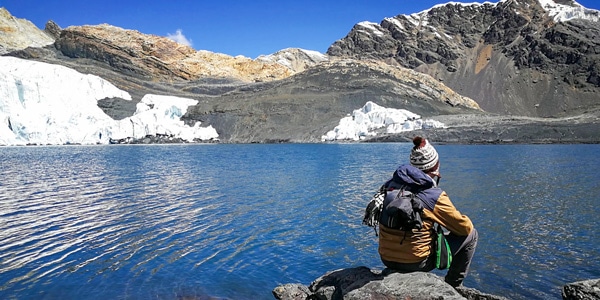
[1,143,598,300]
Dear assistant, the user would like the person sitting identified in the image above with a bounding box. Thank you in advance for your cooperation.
[377,136,478,287]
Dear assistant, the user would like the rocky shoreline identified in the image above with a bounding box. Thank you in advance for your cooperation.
[85,110,600,145]
[272,266,600,300]
[363,113,600,145]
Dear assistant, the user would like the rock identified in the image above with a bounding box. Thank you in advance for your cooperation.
[0,7,54,54]
[272,284,311,300]
[44,20,62,39]
[562,279,600,300]
[273,266,508,300]
[54,24,293,82]
[455,286,511,300]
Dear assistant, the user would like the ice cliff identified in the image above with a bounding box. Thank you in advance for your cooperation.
[0,56,218,146]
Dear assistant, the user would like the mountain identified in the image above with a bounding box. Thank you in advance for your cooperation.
[1,2,599,145]
[55,24,297,82]
[327,0,600,118]
[1,7,487,145]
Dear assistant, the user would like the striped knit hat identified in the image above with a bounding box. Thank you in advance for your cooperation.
[410,136,439,173]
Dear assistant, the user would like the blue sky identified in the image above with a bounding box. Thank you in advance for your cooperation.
[2,0,599,59]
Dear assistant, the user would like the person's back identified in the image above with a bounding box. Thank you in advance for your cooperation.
[377,136,478,287]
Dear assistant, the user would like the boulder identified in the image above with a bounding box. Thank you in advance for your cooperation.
[562,279,600,300]
[272,266,508,300]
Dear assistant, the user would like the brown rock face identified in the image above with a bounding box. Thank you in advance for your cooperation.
[54,24,292,82]
[0,7,55,54]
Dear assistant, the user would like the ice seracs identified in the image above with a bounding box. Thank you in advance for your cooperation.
[0,56,218,146]
[107,94,219,143]
[322,101,446,142]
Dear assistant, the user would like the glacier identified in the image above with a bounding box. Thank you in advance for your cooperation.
[0,56,218,146]
[322,101,446,142]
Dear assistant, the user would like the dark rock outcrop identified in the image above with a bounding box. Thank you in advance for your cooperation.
[562,279,600,300]
[365,110,600,144]
[43,20,61,39]
[327,0,600,118]
[273,266,600,300]
[272,267,508,300]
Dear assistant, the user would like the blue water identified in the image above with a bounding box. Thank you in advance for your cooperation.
[0,143,598,300]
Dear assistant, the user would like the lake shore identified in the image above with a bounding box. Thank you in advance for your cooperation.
[364,112,600,144]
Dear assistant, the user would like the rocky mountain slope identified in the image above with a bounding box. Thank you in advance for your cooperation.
[327,0,600,118]
[0,8,54,54]
[182,59,480,143]
[55,24,296,82]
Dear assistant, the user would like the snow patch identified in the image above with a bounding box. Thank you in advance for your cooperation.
[385,17,405,30]
[357,21,385,37]
[255,48,328,68]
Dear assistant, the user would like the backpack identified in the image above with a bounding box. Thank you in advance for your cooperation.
[379,188,424,231]
[362,186,424,235]
[362,185,452,269]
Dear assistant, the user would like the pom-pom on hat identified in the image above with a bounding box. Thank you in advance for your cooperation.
[410,136,439,173]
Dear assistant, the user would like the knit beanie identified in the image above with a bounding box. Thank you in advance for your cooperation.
[410,136,439,173]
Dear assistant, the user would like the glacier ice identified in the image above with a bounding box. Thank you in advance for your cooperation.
[0,56,218,146]
[321,101,446,141]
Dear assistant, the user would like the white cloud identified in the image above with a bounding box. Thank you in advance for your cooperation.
[167,29,193,47]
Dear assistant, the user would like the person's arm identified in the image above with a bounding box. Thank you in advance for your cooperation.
[432,191,473,236]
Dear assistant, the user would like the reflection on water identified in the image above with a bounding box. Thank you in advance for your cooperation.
[0,144,598,300]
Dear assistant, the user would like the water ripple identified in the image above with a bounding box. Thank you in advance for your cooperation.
[1,144,599,300]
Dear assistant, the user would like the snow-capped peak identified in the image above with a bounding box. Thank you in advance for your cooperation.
[255,48,328,72]
[408,0,598,23]
[536,0,600,22]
